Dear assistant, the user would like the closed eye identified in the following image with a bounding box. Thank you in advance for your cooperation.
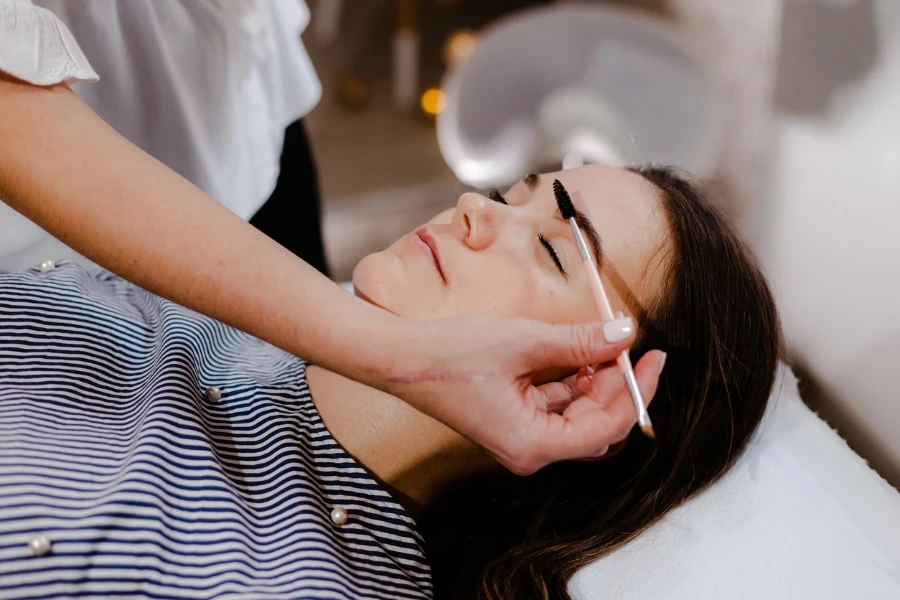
[491,188,565,276]
[539,235,566,276]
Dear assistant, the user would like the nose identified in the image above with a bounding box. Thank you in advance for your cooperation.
[454,192,505,250]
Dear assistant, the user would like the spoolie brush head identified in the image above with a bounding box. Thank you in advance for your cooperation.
[552,179,577,221]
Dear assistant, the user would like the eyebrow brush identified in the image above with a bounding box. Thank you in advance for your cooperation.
[552,179,655,439]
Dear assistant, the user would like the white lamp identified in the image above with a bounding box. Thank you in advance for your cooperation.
[437,4,724,187]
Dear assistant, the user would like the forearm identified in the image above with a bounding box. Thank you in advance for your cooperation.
[0,74,406,383]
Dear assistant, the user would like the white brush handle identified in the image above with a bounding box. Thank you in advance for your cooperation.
[571,219,654,437]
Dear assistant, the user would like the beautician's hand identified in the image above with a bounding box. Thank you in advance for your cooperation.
[380,316,665,475]
[1,77,661,476]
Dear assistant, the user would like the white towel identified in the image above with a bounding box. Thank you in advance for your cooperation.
[570,365,900,599]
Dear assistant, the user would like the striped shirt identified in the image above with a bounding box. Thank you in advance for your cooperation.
[0,262,432,599]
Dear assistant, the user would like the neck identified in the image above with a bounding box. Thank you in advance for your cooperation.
[305,364,497,515]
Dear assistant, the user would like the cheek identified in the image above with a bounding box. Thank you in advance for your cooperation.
[525,285,583,324]
[445,264,568,320]
[353,246,449,318]
[353,244,586,324]
[495,269,593,324]
[427,209,454,226]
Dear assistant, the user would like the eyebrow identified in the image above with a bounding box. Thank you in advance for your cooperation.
[524,173,604,266]
[572,211,604,267]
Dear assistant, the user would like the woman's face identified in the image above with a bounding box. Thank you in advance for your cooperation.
[352,166,671,325]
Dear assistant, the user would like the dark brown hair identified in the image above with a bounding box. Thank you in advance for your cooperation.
[421,166,782,599]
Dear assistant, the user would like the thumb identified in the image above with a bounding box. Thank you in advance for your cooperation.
[530,316,636,370]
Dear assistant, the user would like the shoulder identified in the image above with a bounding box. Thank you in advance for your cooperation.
[0,0,98,86]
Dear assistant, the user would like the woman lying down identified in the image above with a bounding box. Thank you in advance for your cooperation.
[0,165,780,600]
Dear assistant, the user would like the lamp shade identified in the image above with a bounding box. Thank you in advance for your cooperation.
[437,4,723,187]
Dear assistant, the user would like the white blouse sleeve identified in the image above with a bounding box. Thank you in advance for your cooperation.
[0,0,98,85]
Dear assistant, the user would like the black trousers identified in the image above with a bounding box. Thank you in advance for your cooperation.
[250,120,330,277]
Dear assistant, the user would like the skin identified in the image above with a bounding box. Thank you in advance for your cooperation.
[308,166,672,510]
[1,73,663,476]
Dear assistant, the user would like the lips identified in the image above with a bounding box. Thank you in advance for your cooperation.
[415,228,446,283]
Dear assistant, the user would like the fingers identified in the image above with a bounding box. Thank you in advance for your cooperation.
[539,350,666,463]
[573,313,629,399]
[536,376,582,413]
[530,317,636,372]
[575,360,623,410]
[536,359,618,414]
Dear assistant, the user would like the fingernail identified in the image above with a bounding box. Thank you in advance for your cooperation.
[658,352,668,375]
[602,317,634,343]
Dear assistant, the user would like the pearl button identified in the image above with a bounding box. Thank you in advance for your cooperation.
[204,386,222,403]
[38,259,55,273]
[28,534,52,555]
[331,506,348,526]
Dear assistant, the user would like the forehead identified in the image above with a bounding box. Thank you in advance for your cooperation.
[529,165,662,228]
[531,166,671,313]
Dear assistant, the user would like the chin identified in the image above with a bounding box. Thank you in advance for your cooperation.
[352,252,405,314]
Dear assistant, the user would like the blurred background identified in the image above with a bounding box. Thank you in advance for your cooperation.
[304,0,900,489]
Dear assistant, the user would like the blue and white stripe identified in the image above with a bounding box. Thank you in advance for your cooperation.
[0,262,432,599]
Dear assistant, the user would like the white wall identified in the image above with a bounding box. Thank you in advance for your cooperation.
[762,0,900,483]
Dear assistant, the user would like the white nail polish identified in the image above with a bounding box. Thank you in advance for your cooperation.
[658,352,668,375]
[602,317,634,343]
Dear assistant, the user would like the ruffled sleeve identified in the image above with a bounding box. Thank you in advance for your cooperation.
[0,0,98,85]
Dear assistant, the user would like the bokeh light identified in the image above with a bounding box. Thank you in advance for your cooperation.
[337,75,370,109]
[443,29,477,67]
[420,88,447,116]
